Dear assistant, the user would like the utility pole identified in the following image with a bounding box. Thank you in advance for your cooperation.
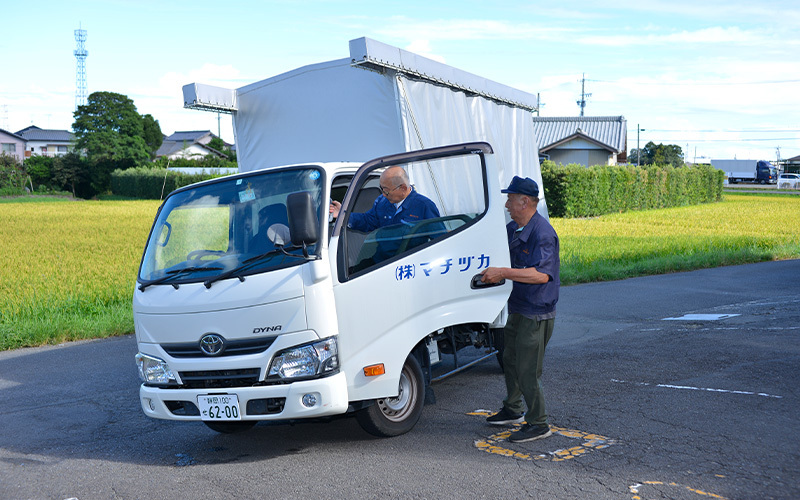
[576,73,591,116]
[636,124,645,167]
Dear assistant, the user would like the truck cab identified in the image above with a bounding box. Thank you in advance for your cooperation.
[134,142,512,436]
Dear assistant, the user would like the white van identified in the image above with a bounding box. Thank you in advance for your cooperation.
[134,142,512,436]
[777,173,800,190]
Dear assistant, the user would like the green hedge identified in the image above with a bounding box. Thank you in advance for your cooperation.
[541,162,724,218]
[110,167,230,199]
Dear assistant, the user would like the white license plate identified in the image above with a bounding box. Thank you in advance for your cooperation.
[198,394,241,421]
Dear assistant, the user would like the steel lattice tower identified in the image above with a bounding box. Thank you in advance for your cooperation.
[74,26,88,109]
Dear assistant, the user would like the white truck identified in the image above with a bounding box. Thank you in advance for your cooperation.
[712,159,777,184]
[134,38,543,436]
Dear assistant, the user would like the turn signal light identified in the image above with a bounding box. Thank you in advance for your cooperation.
[363,364,385,377]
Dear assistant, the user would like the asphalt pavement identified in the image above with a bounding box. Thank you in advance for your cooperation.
[1,259,798,500]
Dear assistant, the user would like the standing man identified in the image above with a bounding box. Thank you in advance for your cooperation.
[480,176,560,443]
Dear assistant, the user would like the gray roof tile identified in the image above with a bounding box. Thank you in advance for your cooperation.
[532,116,626,153]
[15,127,75,142]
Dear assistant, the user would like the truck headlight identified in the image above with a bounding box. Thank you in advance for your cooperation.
[268,337,339,380]
[135,353,177,385]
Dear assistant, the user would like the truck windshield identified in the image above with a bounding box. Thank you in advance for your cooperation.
[138,167,324,287]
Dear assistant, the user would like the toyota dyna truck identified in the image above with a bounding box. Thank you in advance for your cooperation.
[134,38,545,436]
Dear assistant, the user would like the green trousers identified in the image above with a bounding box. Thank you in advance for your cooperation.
[502,313,554,426]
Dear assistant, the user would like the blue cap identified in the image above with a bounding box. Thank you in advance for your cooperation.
[501,176,539,198]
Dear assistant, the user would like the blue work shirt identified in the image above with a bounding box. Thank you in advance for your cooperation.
[506,211,560,317]
[349,189,442,262]
[348,189,440,232]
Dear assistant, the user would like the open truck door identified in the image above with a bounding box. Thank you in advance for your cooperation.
[329,142,512,436]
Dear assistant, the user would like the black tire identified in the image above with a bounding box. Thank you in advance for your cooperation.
[356,355,425,437]
[491,328,505,372]
[203,420,257,434]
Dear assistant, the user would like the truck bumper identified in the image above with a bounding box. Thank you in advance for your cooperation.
[139,371,349,421]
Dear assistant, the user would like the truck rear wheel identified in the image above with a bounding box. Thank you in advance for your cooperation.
[356,355,425,437]
[203,420,257,434]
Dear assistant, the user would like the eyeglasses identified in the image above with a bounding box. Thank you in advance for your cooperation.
[379,184,403,196]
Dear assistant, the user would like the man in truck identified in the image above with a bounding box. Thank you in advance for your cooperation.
[329,165,441,262]
[480,176,560,443]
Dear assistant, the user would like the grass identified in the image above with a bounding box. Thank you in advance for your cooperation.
[0,192,798,351]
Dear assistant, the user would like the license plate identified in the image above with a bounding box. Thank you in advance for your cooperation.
[198,394,241,421]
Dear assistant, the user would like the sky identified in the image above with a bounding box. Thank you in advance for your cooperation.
[2,0,799,163]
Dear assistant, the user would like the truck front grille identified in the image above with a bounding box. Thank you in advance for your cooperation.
[162,337,276,358]
[179,368,261,388]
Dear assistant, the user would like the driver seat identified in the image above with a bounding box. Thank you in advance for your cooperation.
[249,203,288,252]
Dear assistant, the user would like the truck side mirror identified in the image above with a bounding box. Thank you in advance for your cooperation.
[286,191,319,246]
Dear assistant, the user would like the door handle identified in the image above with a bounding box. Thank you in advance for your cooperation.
[471,273,505,289]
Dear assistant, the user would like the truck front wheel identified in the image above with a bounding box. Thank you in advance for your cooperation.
[356,355,425,437]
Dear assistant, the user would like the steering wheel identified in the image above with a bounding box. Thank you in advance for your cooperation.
[186,249,225,261]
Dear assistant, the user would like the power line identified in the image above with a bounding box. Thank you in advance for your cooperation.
[658,137,799,142]
[594,78,800,86]
[633,129,800,133]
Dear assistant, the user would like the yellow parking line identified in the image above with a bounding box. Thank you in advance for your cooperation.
[469,410,617,462]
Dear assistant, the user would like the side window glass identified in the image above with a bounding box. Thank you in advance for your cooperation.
[343,154,487,275]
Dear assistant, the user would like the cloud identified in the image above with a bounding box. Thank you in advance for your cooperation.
[577,26,766,47]
[376,17,571,43]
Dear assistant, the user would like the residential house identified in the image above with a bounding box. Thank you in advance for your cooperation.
[155,130,231,160]
[15,126,75,158]
[532,116,628,167]
[782,154,800,174]
[0,128,26,162]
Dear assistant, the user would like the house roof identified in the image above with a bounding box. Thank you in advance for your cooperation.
[532,116,627,153]
[165,130,214,143]
[155,140,227,158]
[15,125,75,142]
[0,128,26,141]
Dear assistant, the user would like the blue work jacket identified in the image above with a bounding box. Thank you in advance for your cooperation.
[506,211,560,316]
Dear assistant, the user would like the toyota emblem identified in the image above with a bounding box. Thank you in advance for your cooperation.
[199,334,225,356]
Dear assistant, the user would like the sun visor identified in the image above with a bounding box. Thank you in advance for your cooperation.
[183,83,238,114]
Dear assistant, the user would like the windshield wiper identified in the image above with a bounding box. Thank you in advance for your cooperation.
[202,245,317,289]
[139,265,223,292]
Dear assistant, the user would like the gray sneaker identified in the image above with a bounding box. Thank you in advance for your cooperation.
[486,407,524,425]
[508,423,552,443]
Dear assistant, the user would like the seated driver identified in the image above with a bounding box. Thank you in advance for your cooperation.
[330,166,441,261]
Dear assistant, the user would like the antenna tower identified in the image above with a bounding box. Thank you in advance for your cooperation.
[74,25,88,109]
[577,73,591,116]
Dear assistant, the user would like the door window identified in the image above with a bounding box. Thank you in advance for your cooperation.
[339,150,488,277]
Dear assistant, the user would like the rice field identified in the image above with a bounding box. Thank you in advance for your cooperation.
[0,193,798,350]
[0,198,161,350]
[552,192,800,283]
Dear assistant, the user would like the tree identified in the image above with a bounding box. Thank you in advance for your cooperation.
[0,152,27,193]
[72,91,151,195]
[52,152,89,198]
[207,136,236,161]
[24,155,54,188]
[142,113,163,159]
[631,141,684,167]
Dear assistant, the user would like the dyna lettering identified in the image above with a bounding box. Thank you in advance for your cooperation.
[253,325,282,334]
